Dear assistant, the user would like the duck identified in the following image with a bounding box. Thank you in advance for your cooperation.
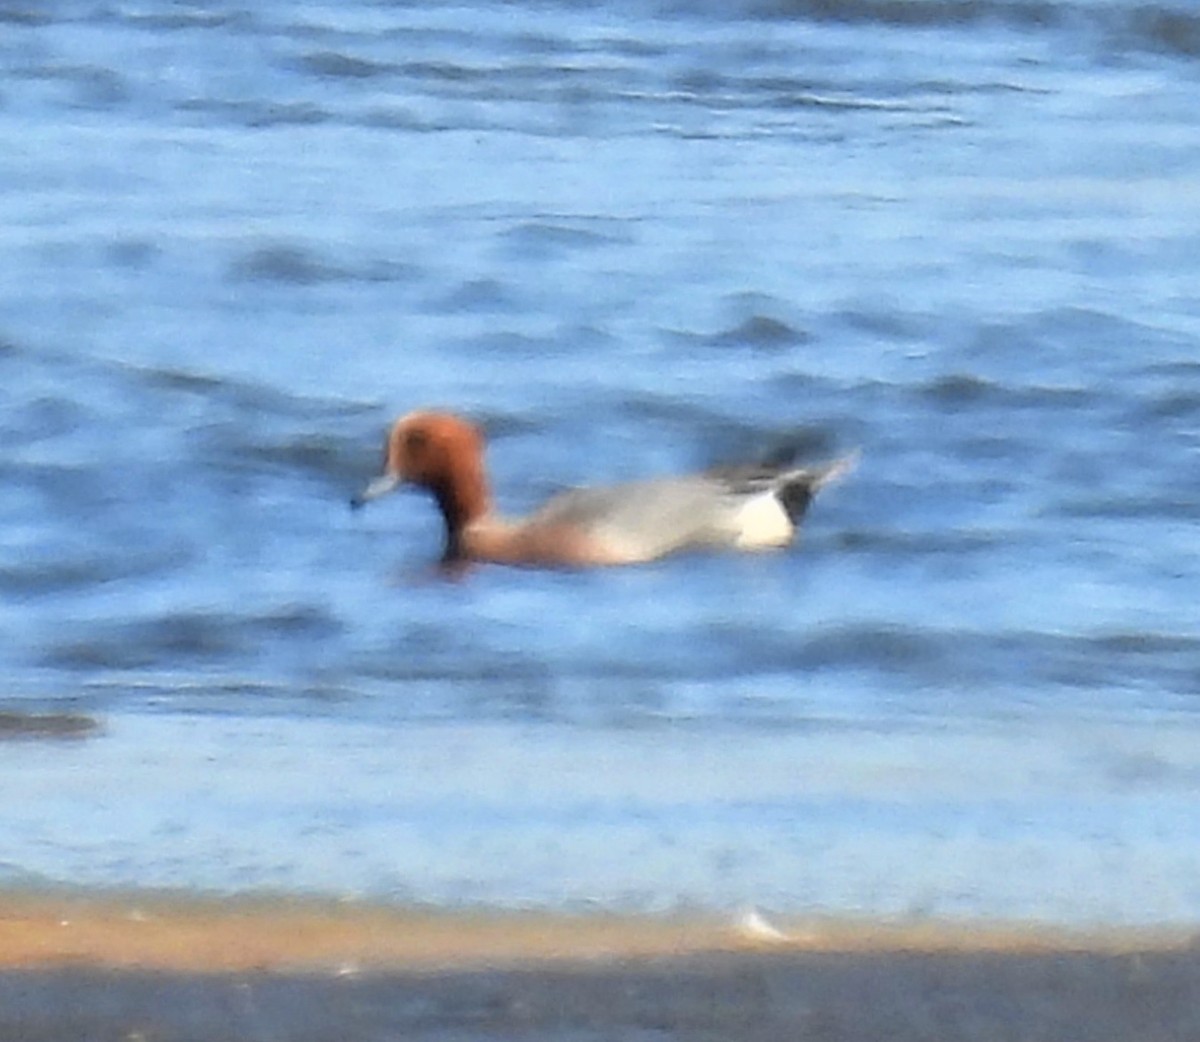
[351,410,854,567]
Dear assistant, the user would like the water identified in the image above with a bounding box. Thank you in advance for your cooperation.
[2,0,1199,925]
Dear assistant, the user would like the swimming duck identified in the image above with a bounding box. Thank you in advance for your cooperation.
[352,411,854,567]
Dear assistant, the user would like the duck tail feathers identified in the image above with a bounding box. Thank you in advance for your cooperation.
[804,449,859,492]
[777,450,858,523]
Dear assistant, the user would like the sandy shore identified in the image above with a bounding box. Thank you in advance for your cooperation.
[0,890,1189,972]
[1,892,1197,1040]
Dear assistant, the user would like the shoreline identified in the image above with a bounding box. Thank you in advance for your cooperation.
[3,891,1198,1040]
[2,892,1198,1042]
[0,888,1193,973]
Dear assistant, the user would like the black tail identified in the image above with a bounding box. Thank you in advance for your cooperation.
[776,453,858,524]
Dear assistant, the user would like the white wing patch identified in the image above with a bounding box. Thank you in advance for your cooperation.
[731,492,793,549]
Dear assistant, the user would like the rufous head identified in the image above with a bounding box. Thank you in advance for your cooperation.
[351,411,488,519]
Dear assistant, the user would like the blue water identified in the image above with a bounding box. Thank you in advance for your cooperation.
[2,0,1200,925]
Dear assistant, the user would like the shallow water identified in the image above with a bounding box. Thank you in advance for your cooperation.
[2,0,1199,924]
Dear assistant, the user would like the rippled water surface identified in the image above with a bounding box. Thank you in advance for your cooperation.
[2,0,1200,924]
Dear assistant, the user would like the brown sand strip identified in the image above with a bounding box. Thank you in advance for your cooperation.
[0,891,1191,973]
[0,892,731,973]
[0,894,1197,1040]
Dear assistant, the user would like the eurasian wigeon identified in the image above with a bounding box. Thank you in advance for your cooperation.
[351,411,855,567]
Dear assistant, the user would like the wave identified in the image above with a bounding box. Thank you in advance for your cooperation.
[664,0,1200,62]
[43,605,343,672]
[678,0,1200,54]
[0,709,100,741]
[17,0,1198,80]
[228,242,418,285]
[718,0,1066,29]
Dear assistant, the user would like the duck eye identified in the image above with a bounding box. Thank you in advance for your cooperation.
[404,428,430,454]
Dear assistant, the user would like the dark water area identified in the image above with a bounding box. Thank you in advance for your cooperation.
[7,944,1200,1042]
[1,0,1199,922]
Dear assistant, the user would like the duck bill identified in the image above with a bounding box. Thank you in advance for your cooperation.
[350,472,402,510]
